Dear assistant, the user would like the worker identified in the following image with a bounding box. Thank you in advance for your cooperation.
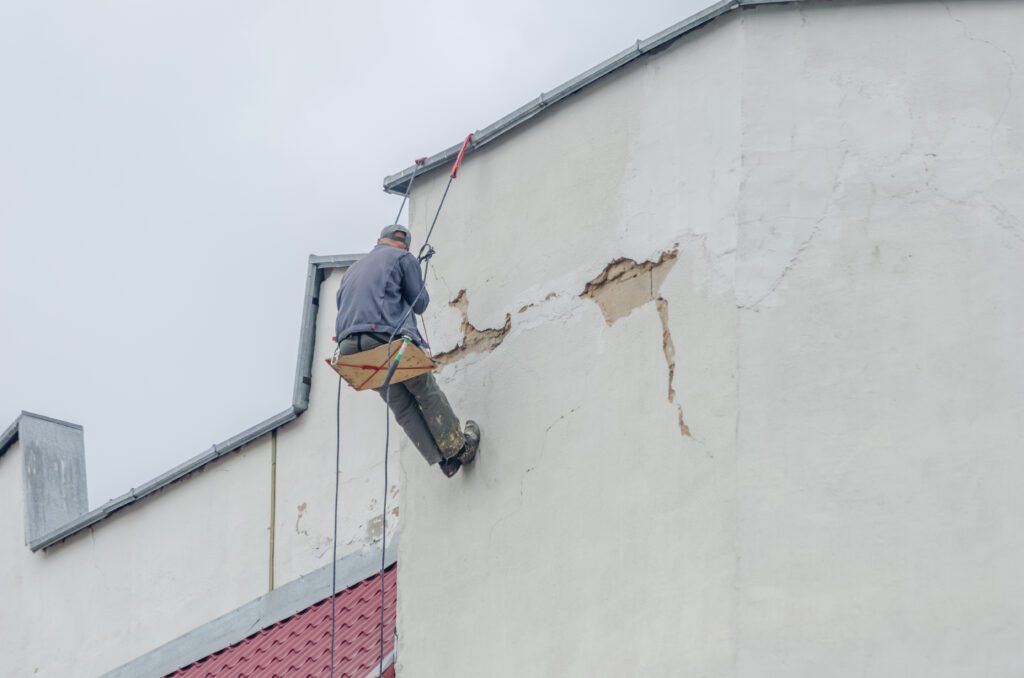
[334,224,480,477]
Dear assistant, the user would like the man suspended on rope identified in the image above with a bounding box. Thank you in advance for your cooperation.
[335,224,481,478]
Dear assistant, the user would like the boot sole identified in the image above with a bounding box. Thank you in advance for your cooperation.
[459,421,481,464]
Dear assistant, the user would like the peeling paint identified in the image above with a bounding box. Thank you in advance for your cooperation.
[433,290,512,365]
[580,249,679,325]
[579,249,690,437]
[519,292,559,314]
[366,514,384,541]
[656,297,691,437]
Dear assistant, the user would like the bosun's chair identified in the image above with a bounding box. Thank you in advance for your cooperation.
[327,339,436,391]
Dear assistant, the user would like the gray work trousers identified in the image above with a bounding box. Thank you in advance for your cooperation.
[338,333,463,465]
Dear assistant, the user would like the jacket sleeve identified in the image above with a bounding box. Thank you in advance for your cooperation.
[399,253,430,314]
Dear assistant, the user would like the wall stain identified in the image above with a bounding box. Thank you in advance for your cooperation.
[433,289,512,365]
[366,514,384,541]
[295,502,310,537]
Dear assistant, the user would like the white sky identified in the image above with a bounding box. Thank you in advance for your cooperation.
[1,0,710,506]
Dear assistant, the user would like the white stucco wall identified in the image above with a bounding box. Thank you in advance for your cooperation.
[274,266,401,586]
[4,2,1022,676]
[0,264,396,676]
[398,10,743,676]
[0,437,271,676]
[395,1,1024,676]
[735,2,1024,675]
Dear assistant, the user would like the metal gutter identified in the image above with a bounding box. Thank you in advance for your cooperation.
[28,253,362,551]
[269,428,278,592]
[382,0,805,195]
[0,417,19,457]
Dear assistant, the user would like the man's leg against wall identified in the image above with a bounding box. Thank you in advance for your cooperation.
[402,373,464,461]
[376,382,446,465]
[337,334,445,465]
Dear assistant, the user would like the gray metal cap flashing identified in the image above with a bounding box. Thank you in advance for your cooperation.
[382,0,806,195]
[7,253,362,552]
[0,417,19,457]
[18,412,89,546]
[0,411,83,458]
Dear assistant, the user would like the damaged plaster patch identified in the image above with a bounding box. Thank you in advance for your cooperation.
[366,514,384,541]
[433,290,512,365]
[365,507,400,542]
[580,249,691,438]
[518,293,558,314]
[581,249,678,325]
[656,297,691,437]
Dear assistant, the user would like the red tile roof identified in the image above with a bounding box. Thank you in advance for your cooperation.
[170,565,397,678]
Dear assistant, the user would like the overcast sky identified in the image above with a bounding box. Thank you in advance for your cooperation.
[1,0,709,507]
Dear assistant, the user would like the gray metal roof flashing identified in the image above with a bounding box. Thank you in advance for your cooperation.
[0,412,83,458]
[382,0,804,195]
[102,541,398,678]
[9,252,362,552]
[0,418,19,457]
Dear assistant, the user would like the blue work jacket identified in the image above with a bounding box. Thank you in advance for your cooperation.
[334,243,429,346]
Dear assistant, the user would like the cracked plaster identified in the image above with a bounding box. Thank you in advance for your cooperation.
[431,290,512,366]
[394,3,1024,676]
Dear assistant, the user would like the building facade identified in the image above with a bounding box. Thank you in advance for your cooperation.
[3,1,1023,676]
[389,0,1024,675]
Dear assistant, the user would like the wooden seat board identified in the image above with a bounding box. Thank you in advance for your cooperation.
[327,340,436,391]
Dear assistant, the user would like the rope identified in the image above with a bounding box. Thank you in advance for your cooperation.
[372,158,462,677]
[328,160,424,678]
[330,376,342,676]
[329,135,471,678]
[379,379,393,675]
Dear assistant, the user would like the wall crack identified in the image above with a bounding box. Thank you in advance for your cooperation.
[432,290,512,365]
[656,297,691,438]
[580,248,678,325]
[944,2,1016,138]
[580,249,692,438]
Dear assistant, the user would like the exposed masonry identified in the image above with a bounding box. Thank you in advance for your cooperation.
[580,249,691,437]
[580,249,679,325]
[432,290,512,365]
[435,249,691,436]
[656,298,691,437]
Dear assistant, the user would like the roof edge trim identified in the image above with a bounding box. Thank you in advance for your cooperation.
[101,542,398,678]
[382,0,804,195]
[26,253,362,551]
[2,411,88,458]
[0,417,18,456]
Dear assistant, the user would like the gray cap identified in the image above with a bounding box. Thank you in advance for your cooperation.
[380,224,410,245]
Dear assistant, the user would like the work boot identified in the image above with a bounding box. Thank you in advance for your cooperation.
[458,421,481,465]
[438,456,461,478]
